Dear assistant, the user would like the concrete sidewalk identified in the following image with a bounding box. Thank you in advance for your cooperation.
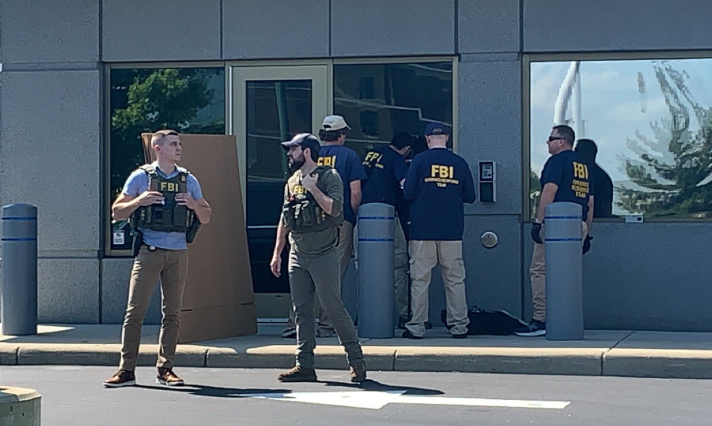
[1,324,711,379]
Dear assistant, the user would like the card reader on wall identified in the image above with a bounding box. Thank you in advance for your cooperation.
[479,161,496,203]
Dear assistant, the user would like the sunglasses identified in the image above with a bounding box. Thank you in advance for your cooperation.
[547,136,564,143]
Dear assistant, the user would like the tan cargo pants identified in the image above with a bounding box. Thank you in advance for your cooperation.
[119,245,188,371]
[530,222,588,322]
[405,240,469,337]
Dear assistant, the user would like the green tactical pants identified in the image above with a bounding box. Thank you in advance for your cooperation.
[288,247,365,369]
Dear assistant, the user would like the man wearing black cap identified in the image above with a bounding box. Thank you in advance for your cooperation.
[360,132,413,327]
[402,123,476,339]
[270,133,366,383]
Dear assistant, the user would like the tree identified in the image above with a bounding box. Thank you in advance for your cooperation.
[110,68,224,197]
[618,62,712,218]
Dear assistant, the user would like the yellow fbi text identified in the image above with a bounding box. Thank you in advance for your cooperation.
[424,165,459,187]
[317,156,337,167]
[159,182,180,192]
[571,162,590,198]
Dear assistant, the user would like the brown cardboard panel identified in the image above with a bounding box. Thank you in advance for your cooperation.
[179,303,258,344]
[140,133,256,342]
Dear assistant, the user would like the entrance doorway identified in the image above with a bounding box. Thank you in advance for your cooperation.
[231,65,328,319]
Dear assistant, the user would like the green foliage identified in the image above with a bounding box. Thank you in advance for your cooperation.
[110,68,224,196]
[618,63,712,218]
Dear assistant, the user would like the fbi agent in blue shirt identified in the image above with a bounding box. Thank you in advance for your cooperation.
[401,123,476,339]
[361,132,413,327]
[516,125,594,337]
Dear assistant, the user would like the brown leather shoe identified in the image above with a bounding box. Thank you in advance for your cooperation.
[156,367,184,386]
[103,370,136,388]
[277,366,317,382]
[350,363,367,383]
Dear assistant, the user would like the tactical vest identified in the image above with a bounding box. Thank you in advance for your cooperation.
[131,164,194,234]
[282,166,341,233]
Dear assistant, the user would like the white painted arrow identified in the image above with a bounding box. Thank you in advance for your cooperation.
[240,390,570,410]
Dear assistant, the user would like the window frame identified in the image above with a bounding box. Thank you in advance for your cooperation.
[103,56,458,257]
[523,50,712,223]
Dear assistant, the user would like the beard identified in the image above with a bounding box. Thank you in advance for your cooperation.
[288,155,305,172]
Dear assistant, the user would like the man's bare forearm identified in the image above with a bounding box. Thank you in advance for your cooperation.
[308,186,335,216]
[273,222,288,258]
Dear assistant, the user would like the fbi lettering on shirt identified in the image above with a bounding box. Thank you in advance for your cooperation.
[363,151,384,170]
[571,162,590,198]
[317,156,337,167]
[425,165,459,187]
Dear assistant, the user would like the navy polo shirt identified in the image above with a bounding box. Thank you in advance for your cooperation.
[362,145,408,207]
[540,150,593,220]
[318,145,367,225]
[403,148,476,241]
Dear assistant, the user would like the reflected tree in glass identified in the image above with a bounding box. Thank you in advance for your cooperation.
[110,68,224,199]
[619,62,712,218]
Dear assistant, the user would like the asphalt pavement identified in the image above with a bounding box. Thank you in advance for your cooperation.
[3,366,710,426]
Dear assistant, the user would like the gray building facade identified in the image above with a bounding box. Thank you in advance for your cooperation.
[1,0,711,330]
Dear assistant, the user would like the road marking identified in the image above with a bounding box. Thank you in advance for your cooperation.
[241,390,570,410]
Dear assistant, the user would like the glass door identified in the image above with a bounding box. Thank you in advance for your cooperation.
[231,65,329,319]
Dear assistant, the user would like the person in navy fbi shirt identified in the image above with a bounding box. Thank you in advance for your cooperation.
[360,132,413,328]
[401,123,476,339]
[516,124,594,337]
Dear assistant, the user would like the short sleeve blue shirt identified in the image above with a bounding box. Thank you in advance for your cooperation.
[122,163,204,250]
[317,145,367,224]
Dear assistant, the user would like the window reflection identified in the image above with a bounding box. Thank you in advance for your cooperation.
[334,62,453,158]
[530,58,712,220]
[109,67,225,250]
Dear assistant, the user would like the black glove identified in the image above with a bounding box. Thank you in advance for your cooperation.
[531,222,543,244]
[582,234,593,255]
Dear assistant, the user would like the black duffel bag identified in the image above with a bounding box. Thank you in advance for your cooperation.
[441,306,527,335]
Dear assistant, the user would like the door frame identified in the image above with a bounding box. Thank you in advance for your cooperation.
[228,64,330,319]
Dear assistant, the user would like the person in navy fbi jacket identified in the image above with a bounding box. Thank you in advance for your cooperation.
[401,122,476,339]
[360,132,413,328]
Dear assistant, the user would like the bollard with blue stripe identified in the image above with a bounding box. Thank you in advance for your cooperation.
[544,202,584,341]
[357,203,395,338]
[1,204,38,335]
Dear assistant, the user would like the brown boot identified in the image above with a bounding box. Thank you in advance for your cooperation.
[103,370,136,388]
[277,366,317,382]
[156,367,184,386]
[350,363,367,383]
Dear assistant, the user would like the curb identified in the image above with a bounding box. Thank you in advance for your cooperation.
[3,343,712,379]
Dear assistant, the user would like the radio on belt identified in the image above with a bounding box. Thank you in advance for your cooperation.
[478,161,496,203]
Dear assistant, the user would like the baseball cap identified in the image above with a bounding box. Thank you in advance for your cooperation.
[425,122,449,136]
[281,133,322,154]
[391,132,414,149]
[321,115,351,131]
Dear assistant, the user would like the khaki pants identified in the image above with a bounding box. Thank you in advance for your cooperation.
[353,216,409,318]
[286,222,354,332]
[288,247,364,369]
[530,222,588,322]
[405,240,469,337]
[119,245,188,371]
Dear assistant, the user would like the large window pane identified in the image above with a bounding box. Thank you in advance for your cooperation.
[530,58,712,220]
[334,62,453,158]
[109,67,225,251]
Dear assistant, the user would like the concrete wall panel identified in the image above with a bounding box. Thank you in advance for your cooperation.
[459,0,520,54]
[102,0,221,61]
[524,0,712,52]
[0,0,99,64]
[458,54,523,216]
[0,70,101,253]
[38,259,99,323]
[331,0,455,57]
[222,0,329,59]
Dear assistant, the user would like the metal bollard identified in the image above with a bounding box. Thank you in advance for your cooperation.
[357,203,395,338]
[544,202,583,341]
[1,204,38,336]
